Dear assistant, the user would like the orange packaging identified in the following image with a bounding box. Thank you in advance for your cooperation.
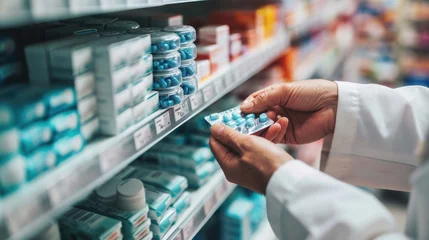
[209,10,264,44]
[196,60,211,82]
[197,44,222,73]
[261,5,279,38]
[229,33,242,61]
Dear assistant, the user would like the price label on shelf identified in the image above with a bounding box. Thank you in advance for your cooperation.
[202,86,214,102]
[173,101,190,122]
[189,92,203,111]
[214,80,224,95]
[155,111,172,134]
[182,217,195,240]
[133,125,153,151]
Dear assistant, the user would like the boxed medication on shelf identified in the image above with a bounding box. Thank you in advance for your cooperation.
[199,25,230,67]
[197,45,221,74]
[130,54,153,83]
[49,41,93,78]
[0,128,20,156]
[131,73,153,105]
[99,107,133,135]
[51,71,96,100]
[0,88,46,128]
[93,38,129,72]
[222,199,254,240]
[150,143,213,168]
[77,94,97,124]
[77,194,150,240]
[118,34,152,64]
[25,146,57,181]
[25,33,99,86]
[172,191,190,216]
[230,33,243,61]
[20,121,53,154]
[95,64,131,97]
[182,161,217,187]
[59,207,123,240]
[196,60,211,82]
[49,110,80,139]
[148,14,183,27]
[150,207,177,240]
[45,86,77,116]
[145,186,172,224]
[132,91,159,123]
[0,153,26,195]
[53,132,85,162]
[129,167,188,202]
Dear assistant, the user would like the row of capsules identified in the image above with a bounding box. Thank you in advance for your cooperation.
[135,26,198,109]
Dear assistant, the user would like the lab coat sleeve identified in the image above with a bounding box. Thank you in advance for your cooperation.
[266,160,408,240]
[321,81,429,191]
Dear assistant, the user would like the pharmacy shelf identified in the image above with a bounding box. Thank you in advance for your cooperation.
[0,0,204,29]
[163,171,236,240]
[0,30,289,240]
[251,219,277,240]
[293,43,332,81]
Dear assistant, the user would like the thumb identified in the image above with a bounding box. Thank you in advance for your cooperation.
[210,124,245,153]
[240,84,287,113]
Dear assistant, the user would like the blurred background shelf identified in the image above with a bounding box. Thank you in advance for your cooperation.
[0,30,289,240]
[0,0,205,28]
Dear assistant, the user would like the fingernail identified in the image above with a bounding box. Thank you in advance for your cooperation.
[241,100,254,109]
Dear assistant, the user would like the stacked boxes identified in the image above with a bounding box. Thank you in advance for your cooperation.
[0,85,86,196]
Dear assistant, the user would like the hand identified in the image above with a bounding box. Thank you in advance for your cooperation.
[241,80,338,145]
[209,124,294,194]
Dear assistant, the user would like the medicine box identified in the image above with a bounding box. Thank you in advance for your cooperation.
[51,71,95,100]
[25,34,99,86]
[49,41,93,78]
[98,107,133,135]
[132,91,159,123]
[129,167,188,202]
[80,117,99,141]
[148,13,183,27]
[196,60,211,82]
[150,207,177,240]
[199,25,230,67]
[144,185,172,224]
[59,207,123,240]
[77,195,150,240]
[78,94,97,124]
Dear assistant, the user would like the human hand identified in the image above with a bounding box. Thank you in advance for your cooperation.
[241,80,338,145]
[209,124,294,194]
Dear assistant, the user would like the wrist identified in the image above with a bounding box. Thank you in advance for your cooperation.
[325,81,338,134]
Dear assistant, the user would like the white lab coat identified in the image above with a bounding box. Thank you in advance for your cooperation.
[266,81,429,240]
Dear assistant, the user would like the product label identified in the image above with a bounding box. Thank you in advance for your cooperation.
[154,111,171,134]
[173,101,190,122]
[189,92,203,111]
[133,125,153,151]
[202,86,214,102]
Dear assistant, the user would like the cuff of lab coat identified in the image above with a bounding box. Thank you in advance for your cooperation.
[330,81,360,155]
[266,160,319,236]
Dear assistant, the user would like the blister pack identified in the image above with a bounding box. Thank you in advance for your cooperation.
[204,106,274,135]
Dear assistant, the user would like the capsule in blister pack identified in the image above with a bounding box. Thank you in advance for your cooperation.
[204,106,274,135]
[163,25,196,44]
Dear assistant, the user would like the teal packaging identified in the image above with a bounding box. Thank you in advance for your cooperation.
[45,87,77,116]
[172,192,190,216]
[181,161,216,187]
[187,134,210,147]
[49,110,80,139]
[25,146,57,181]
[163,133,186,145]
[150,143,213,169]
[59,207,123,240]
[150,207,177,240]
[0,127,19,156]
[222,199,253,240]
[145,185,172,224]
[77,195,150,240]
[20,121,53,154]
[53,133,85,162]
[133,219,152,240]
[139,152,180,173]
[0,153,26,195]
[130,167,188,202]
[0,88,46,128]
